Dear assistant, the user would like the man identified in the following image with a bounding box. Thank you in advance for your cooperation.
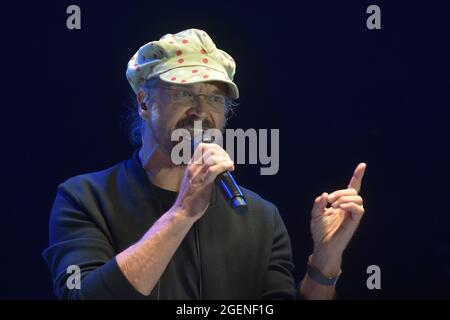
[43,28,366,299]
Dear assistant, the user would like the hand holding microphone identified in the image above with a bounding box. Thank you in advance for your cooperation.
[172,137,245,221]
[198,136,247,213]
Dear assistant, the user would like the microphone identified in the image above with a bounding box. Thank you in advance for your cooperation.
[191,135,248,213]
[215,170,248,212]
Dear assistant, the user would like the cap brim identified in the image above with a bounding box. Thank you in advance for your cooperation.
[158,66,239,99]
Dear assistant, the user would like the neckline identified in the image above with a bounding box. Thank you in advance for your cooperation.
[129,148,218,207]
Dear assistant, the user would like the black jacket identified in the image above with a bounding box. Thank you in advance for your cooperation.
[42,151,298,299]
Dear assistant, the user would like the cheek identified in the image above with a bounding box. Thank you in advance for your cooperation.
[165,107,188,129]
[212,112,226,128]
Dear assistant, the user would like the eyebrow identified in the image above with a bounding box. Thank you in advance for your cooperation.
[210,88,226,94]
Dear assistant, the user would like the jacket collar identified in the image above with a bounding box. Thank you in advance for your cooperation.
[128,148,218,207]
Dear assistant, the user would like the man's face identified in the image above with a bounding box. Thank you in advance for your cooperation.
[143,80,229,155]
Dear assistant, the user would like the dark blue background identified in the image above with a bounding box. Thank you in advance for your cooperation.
[3,0,450,299]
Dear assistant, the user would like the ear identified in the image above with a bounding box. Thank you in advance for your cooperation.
[137,90,150,121]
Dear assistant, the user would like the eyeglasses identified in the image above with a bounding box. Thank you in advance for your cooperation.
[156,86,227,110]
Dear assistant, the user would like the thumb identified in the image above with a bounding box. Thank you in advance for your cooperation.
[311,192,329,218]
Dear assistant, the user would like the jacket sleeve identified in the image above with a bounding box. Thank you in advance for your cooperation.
[262,204,300,299]
[42,182,147,300]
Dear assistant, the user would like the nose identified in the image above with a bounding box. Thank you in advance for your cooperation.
[186,95,209,118]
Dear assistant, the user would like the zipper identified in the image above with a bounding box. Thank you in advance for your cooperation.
[156,200,163,300]
[194,222,203,299]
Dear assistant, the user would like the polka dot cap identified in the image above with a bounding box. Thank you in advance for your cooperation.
[126,28,239,98]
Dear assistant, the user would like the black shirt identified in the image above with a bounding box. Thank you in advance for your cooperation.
[151,183,177,213]
[42,150,298,299]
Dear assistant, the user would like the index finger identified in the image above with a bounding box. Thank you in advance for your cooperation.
[348,162,366,193]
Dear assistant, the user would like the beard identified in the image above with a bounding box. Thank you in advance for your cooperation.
[150,115,218,157]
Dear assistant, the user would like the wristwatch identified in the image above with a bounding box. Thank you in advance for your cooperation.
[306,255,342,286]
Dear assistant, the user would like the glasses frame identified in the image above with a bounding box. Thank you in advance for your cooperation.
[155,86,228,110]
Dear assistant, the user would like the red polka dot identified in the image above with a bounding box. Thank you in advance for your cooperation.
[178,58,184,63]
[176,50,182,56]
[182,39,188,44]
[200,48,207,54]
[181,79,187,83]
[169,41,174,44]
[192,69,198,73]
[139,77,145,82]
[202,33,207,37]
[136,67,141,72]
[203,75,209,79]
[202,58,208,63]
[171,77,177,81]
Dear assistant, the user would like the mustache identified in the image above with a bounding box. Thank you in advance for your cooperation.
[174,117,215,131]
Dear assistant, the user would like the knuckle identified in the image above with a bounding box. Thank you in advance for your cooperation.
[204,156,216,165]
[221,162,233,171]
[213,144,229,156]
[315,195,322,203]
[187,166,196,177]
[211,143,224,150]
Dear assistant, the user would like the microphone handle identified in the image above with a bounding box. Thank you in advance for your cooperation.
[216,170,248,212]
[191,137,247,212]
